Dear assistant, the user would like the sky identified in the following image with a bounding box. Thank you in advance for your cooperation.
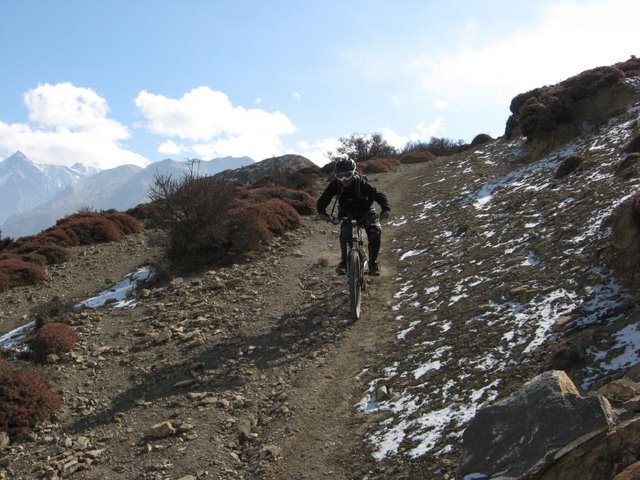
[0,0,638,169]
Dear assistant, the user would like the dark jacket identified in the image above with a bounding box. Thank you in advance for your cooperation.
[316,175,391,217]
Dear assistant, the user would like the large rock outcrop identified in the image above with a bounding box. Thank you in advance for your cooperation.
[458,370,617,479]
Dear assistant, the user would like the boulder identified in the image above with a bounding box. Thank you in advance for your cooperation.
[458,371,616,479]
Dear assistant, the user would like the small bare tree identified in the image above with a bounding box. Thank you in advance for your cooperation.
[149,159,235,260]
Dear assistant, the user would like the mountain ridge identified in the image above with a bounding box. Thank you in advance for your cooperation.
[0,154,255,238]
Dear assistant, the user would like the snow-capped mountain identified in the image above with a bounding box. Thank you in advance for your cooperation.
[1,155,254,238]
[0,151,99,227]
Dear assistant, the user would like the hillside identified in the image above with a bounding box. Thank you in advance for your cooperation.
[1,60,640,479]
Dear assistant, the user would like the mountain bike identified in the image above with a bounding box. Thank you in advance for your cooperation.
[330,215,368,320]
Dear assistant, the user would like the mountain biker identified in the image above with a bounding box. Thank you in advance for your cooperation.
[317,158,391,276]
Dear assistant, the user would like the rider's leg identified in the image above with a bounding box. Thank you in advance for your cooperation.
[364,212,382,263]
[339,221,350,263]
[367,227,381,262]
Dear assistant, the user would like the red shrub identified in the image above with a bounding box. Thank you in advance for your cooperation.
[56,213,124,244]
[227,206,274,251]
[358,157,399,174]
[0,256,47,286]
[400,151,437,164]
[102,211,144,235]
[38,226,80,247]
[29,323,79,362]
[256,198,303,235]
[246,186,316,215]
[0,358,63,438]
[11,241,71,265]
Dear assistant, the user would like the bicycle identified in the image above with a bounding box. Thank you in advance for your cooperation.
[329,215,368,320]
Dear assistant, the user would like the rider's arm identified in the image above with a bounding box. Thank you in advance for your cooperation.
[361,181,391,213]
[316,179,340,215]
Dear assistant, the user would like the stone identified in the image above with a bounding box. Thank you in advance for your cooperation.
[148,421,176,438]
[613,460,640,480]
[596,379,640,404]
[458,371,617,479]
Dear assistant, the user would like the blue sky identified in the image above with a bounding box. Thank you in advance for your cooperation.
[0,0,637,169]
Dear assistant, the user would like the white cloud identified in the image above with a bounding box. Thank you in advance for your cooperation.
[158,140,182,155]
[434,99,449,110]
[0,83,149,169]
[296,137,341,166]
[292,92,301,100]
[413,0,640,109]
[382,117,445,150]
[135,87,297,161]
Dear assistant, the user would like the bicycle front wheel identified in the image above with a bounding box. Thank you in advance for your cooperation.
[348,249,363,320]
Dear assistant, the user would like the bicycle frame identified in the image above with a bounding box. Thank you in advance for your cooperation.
[330,215,367,319]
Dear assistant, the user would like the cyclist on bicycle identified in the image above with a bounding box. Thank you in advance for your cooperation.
[317,158,391,276]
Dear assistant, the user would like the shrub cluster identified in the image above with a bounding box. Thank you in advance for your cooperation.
[399,150,437,165]
[0,257,47,288]
[29,322,78,363]
[355,157,398,174]
[0,210,143,292]
[149,166,311,263]
[0,358,63,438]
[237,185,316,215]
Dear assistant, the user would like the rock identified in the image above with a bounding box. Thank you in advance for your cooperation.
[0,432,8,450]
[596,379,640,404]
[148,421,176,438]
[458,371,617,479]
[613,460,640,480]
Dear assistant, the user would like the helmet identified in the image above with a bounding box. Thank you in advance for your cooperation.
[334,158,356,174]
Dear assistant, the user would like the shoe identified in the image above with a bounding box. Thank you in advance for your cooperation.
[335,261,347,275]
[369,261,381,276]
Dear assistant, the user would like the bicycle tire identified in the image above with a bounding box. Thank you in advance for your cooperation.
[348,249,362,320]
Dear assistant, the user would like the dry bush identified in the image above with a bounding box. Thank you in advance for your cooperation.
[126,203,160,226]
[282,166,322,191]
[11,241,71,265]
[227,207,274,251]
[255,198,303,235]
[243,186,316,215]
[56,212,124,244]
[102,211,144,235]
[555,154,585,178]
[37,227,80,247]
[29,322,78,362]
[471,133,493,146]
[0,256,47,286]
[625,132,640,154]
[0,272,9,292]
[149,168,235,260]
[32,296,70,329]
[400,151,437,164]
[0,358,63,438]
[358,157,399,174]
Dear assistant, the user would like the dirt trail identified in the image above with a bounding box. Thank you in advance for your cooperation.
[259,171,411,480]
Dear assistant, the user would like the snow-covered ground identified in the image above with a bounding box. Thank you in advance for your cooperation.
[0,266,154,354]
[359,101,640,463]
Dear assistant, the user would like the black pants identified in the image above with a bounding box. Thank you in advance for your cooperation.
[339,210,382,263]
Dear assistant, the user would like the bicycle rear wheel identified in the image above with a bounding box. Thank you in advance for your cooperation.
[348,249,362,320]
